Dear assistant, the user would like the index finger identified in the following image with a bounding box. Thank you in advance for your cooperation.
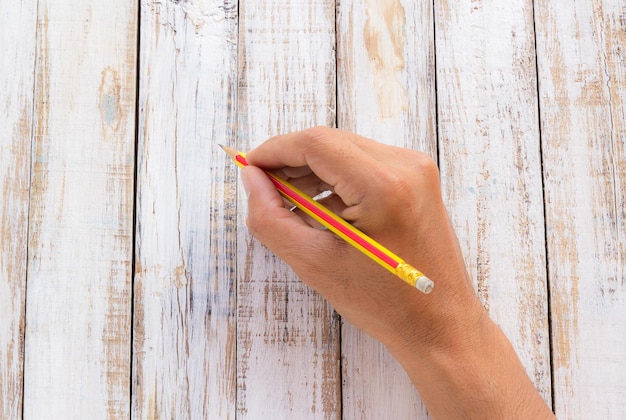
[246,127,385,207]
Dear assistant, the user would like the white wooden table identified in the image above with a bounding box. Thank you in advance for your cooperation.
[1,0,625,418]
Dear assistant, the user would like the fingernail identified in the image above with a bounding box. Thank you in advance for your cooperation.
[241,167,251,198]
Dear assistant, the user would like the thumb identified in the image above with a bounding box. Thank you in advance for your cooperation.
[241,165,327,263]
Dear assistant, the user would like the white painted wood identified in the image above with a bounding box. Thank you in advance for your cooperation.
[535,1,626,418]
[22,1,137,418]
[133,0,238,418]
[236,0,340,417]
[7,1,624,417]
[0,1,36,417]
[336,0,435,417]
[435,0,552,404]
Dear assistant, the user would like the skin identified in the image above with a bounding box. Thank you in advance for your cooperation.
[241,126,555,419]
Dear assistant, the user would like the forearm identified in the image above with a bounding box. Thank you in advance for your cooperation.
[242,128,554,417]
[385,298,555,419]
[376,208,554,418]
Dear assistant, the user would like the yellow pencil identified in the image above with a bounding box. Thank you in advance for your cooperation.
[221,145,434,294]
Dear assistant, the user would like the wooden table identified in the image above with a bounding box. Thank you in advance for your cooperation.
[1,0,624,418]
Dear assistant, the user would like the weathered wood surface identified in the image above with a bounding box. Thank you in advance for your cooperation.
[435,0,552,404]
[535,1,626,418]
[236,0,340,417]
[21,0,137,418]
[0,1,36,417]
[133,0,238,419]
[0,0,625,418]
[337,0,435,417]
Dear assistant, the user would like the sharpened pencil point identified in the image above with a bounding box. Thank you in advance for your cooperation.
[219,144,239,160]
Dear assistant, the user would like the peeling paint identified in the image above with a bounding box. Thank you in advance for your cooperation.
[363,0,408,119]
[181,0,226,30]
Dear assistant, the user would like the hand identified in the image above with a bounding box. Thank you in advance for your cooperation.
[243,127,479,344]
[241,127,554,419]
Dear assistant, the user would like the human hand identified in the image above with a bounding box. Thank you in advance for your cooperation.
[240,127,554,419]
[242,126,482,352]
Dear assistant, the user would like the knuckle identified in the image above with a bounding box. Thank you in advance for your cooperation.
[302,127,334,153]
[301,126,346,164]
[303,125,335,142]
[373,151,441,211]
[376,166,411,195]
[393,149,441,187]
[408,150,440,179]
[302,126,352,154]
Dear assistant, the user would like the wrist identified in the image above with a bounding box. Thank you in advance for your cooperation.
[384,293,554,419]
[384,285,486,368]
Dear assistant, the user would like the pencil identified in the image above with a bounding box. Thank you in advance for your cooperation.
[221,145,434,294]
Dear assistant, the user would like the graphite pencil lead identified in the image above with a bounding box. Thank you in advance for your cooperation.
[219,144,239,160]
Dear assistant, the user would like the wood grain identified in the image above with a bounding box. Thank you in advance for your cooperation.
[22,1,137,418]
[133,0,238,418]
[435,0,552,403]
[236,0,340,417]
[535,1,626,418]
[0,1,36,417]
[1,1,623,417]
[336,0,436,417]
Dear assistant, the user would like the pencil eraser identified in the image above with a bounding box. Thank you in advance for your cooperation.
[416,276,434,294]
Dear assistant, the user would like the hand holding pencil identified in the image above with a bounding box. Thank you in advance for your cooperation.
[234,127,554,419]
[221,145,434,294]
[234,127,481,346]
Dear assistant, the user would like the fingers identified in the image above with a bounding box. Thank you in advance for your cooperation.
[242,165,306,239]
[245,126,441,236]
[242,165,337,266]
[289,192,349,229]
[245,127,386,207]
[276,170,334,199]
[243,126,443,252]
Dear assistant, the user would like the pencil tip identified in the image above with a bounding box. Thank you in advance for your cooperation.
[219,144,238,160]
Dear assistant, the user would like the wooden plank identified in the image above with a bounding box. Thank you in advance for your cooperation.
[0,1,37,417]
[535,1,626,417]
[336,0,436,417]
[22,1,137,418]
[434,0,552,404]
[236,0,340,417]
[132,0,238,418]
